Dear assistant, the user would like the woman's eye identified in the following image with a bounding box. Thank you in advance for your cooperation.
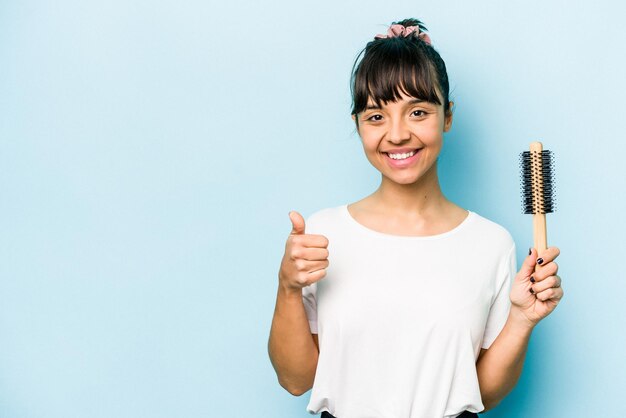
[366,114,383,121]
[412,110,427,117]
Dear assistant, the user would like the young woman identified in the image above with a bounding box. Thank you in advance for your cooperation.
[268,18,564,418]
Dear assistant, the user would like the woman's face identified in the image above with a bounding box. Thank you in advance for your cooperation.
[353,90,453,186]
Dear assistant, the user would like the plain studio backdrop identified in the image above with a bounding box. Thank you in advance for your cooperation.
[1,0,624,417]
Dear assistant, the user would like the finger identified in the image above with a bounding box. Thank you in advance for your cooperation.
[291,233,329,249]
[531,262,558,282]
[307,268,327,283]
[535,286,564,302]
[531,274,561,293]
[293,264,328,287]
[293,246,329,261]
[519,247,539,280]
[304,234,329,248]
[536,246,561,266]
[289,211,306,235]
[293,258,329,273]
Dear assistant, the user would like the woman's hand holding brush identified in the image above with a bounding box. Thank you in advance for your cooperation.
[509,246,563,328]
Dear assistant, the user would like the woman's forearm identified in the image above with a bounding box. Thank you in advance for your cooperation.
[476,307,535,410]
[268,284,319,396]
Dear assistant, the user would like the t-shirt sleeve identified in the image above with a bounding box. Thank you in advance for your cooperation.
[481,243,517,349]
[302,282,318,334]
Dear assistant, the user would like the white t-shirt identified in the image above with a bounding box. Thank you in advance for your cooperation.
[302,204,516,418]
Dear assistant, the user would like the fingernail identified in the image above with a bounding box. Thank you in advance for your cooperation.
[530,276,535,283]
[537,257,544,265]
[529,288,535,294]
[528,248,532,255]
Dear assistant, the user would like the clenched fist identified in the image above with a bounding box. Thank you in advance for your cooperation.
[279,211,330,292]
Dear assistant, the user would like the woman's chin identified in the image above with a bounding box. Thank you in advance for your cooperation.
[382,173,424,186]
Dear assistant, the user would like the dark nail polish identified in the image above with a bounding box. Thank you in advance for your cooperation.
[537,257,544,265]
[530,276,535,283]
[528,248,532,255]
[529,288,535,294]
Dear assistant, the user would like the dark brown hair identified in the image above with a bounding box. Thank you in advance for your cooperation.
[350,18,451,126]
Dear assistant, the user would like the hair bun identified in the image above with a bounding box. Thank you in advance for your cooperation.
[394,18,427,31]
[374,18,431,45]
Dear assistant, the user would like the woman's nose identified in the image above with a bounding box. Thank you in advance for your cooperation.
[387,118,410,144]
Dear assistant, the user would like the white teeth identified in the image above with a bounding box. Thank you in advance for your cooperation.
[388,150,416,160]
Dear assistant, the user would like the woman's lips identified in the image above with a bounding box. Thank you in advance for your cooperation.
[383,148,421,167]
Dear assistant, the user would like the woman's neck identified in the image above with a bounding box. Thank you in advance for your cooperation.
[370,162,450,216]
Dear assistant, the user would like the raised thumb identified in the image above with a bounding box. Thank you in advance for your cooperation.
[520,247,539,278]
[288,211,306,235]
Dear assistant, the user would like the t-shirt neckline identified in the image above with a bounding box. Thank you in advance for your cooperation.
[341,204,474,240]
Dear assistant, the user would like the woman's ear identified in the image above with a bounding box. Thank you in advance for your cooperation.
[351,114,360,132]
[443,101,454,132]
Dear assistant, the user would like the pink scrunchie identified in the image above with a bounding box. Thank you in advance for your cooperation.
[374,24,432,45]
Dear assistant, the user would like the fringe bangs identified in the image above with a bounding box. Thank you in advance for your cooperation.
[351,38,443,115]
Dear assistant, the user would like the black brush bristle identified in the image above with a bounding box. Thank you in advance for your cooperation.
[519,150,555,214]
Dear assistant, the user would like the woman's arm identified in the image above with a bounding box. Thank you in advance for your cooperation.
[477,246,563,411]
[268,211,328,396]
[268,285,319,396]
[476,308,534,411]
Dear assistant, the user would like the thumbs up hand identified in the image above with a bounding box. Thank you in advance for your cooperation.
[278,211,330,293]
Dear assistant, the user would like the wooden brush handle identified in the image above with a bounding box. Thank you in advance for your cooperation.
[534,214,547,253]
[530,141,548,253]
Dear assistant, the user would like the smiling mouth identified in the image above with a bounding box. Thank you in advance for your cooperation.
[384,149,420,160]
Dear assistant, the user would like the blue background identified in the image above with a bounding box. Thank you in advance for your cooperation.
[1,0,624,417]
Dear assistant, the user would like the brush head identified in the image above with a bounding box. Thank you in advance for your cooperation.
[520,148,555,214]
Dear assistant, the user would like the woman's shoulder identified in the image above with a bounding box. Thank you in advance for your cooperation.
[304,204,347,234]
[466,211,516,250]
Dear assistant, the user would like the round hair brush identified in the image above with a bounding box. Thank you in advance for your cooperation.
[520,142,556,253]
